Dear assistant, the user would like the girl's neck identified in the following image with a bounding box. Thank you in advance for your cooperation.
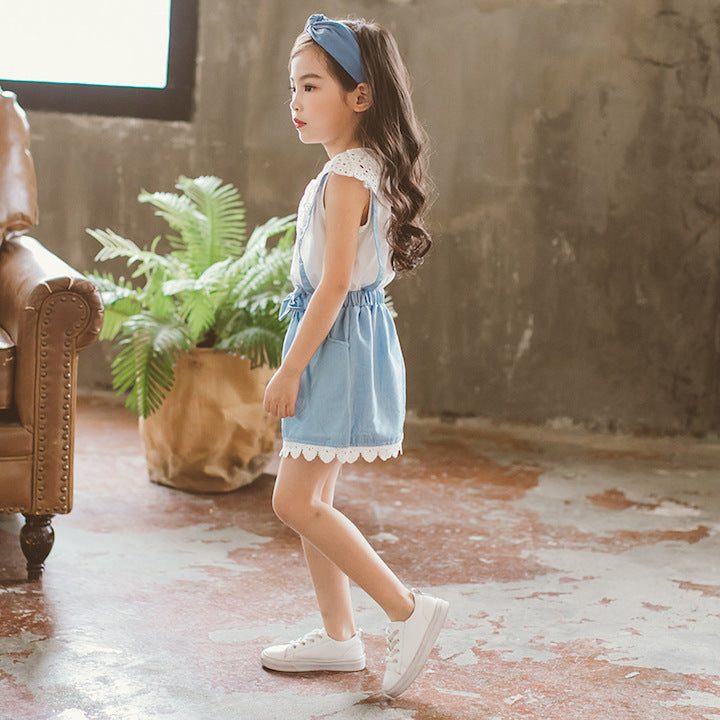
[323,138,364,159]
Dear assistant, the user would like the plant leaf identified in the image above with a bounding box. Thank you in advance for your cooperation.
[239,214,296,273]
[215,326,284,368]
[174,176,247,272]
[138,191,199,244]
[234,246,293,302]
[181,290,217,341]
[86,273,143,340]
[111,313,193,418]
[100,296,144,341]
[87,228,171,274]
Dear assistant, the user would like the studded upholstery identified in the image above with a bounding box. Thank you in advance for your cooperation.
[0,89,103,579]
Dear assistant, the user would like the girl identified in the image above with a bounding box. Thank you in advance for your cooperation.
[262,14,449,698]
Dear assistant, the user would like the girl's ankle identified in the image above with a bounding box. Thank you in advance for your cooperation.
[388,590,415,623]
[326,627,357,642]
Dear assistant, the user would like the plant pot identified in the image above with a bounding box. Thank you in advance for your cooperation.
[139,348,277,493]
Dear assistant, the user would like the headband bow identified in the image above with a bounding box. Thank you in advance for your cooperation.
[304,14,366,84]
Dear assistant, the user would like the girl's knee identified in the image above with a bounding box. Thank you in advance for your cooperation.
[272,486,323,533]
[271,486,295,528]
[272,458,335,529]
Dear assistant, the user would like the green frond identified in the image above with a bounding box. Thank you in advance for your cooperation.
[160,259,233,295]
[88,228,140,262]
[249,213,296,246]
[229,292,292,326]
[239,214,296,273]
[86,272,137,304]
[111,314,193,418]
[148,291,178,321]
[174,176,247,271]
[138,190,201,246]
[276,222,296,251]
[85,273,143,341]
[88,228,170,274]
[181,291,217,341]
[234,247,293,302]
[218,299,287,350]
[215,326,285,368]
[140,268,177,322]
[195,257,235,290]
[131,241,187,282]
[99,295,144,341]
[162,278,198,296]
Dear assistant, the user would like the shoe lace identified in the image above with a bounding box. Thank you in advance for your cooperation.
[289,628,324,649]
[385,627,400,667]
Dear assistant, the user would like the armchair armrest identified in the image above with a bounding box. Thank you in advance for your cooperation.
[0,235,103,513]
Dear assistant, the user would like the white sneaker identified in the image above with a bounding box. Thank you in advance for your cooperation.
[382,589,449,698]
[261,628,366,672]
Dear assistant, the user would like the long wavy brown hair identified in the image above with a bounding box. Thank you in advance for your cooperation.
[291,19,431,272]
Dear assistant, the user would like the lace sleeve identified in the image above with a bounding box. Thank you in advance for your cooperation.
[325,148,381,194]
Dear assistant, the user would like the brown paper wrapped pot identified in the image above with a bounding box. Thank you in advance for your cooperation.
[139,349,277,493]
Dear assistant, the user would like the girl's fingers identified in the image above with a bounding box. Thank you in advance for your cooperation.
[263,390,296,418]
[267,402,290,419]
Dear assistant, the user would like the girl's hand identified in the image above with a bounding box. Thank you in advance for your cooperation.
[263,367,301,418]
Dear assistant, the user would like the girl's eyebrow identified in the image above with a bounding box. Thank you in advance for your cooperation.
[292,72,323,82]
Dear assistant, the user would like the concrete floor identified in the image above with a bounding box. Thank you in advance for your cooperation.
[1,398,720,720]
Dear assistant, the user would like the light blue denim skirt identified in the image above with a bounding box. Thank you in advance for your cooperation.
[279,287,405,463]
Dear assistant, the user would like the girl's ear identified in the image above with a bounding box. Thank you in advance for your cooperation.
[353,83,373,113]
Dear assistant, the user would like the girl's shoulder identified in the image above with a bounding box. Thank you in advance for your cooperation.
[322,147,381,195]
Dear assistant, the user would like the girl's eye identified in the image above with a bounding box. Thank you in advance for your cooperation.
[288,84,316,97]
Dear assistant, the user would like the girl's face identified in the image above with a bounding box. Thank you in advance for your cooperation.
[289,46,363,157]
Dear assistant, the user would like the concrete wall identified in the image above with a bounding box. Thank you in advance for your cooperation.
[21,0,720,435]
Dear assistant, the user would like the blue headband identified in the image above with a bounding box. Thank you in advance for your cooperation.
[304,14,366,84]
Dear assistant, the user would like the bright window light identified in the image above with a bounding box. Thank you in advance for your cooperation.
[0,0,172,88]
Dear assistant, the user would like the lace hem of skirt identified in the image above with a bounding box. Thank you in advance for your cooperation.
[279,440,403,464]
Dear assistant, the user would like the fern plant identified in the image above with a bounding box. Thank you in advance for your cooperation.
[87,175,295,418]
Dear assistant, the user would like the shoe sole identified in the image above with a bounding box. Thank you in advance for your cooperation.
[261,655,366,673]
[383,598,450,698]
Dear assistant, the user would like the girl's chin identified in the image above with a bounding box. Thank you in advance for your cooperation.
[298,134,320,145]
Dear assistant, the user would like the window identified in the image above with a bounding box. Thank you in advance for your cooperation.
[0,0,198,121]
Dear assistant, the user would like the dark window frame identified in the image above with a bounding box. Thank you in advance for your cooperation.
[0,0,198,121]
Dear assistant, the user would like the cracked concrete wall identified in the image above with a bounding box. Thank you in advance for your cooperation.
[456,0,720,436]
[20,0,720,435]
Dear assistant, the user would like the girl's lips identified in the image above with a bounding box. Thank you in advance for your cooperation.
[293,119,306,129]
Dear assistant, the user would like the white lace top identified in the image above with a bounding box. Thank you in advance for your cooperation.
[280,148,403,464]
[289,147,395,291]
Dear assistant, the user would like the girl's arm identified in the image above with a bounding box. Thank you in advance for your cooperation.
[263,172,369,418]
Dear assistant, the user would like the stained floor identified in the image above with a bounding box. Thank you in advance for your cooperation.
[1,397,720,720]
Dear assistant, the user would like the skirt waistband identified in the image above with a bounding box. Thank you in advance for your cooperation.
[279,287,385,320]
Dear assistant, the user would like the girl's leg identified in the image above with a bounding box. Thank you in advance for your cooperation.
[300,461,355,641]
[273,456,414,623]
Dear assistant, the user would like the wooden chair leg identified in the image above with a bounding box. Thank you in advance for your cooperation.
[20,514,55,581]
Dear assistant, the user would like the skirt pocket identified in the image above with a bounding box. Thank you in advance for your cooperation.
[291,337,351,447]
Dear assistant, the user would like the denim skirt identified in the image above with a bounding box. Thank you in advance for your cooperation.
[279,287,405,463]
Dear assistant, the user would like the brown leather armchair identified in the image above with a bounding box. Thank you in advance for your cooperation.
[0,88,103,580]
